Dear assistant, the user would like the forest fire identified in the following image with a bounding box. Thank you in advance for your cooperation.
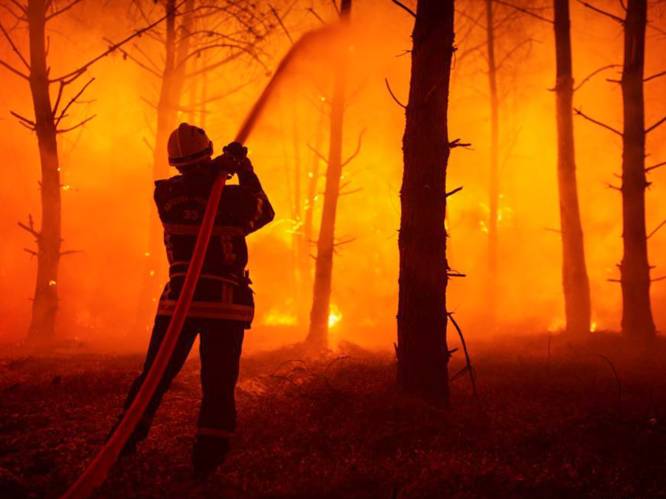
[1,0,666,497]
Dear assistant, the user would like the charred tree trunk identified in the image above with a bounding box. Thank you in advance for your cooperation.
[553,0,591,335]
[26,0,61,343]
[485,0,499,325]
[306,0,352,350]
[397,0,454,402]
[303,106,325,261]
[291,115,308,324]
[136,0,194,332]
[620,0,655,339]
[300,108,324,322]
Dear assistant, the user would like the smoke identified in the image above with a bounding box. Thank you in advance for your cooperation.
[1,1,665,350]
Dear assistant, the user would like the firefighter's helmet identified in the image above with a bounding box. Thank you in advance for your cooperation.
[167,123,213,167]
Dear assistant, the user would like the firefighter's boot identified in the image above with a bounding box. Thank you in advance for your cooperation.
[192,435,230,479]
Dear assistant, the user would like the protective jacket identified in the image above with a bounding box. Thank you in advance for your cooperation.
[154,164,274,327]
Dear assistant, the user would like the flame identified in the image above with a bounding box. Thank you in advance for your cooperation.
[263,308,297,326]
[48,280,57,287]
[547,317,564,333]
[328,304,342,328]
[591,321,598,332]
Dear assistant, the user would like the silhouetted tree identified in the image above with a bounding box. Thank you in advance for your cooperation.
[575,0,661,339]
[485,0,500,325]
[396,0,454,402]
[307,0,353,350]
[553,0,591,335]
[0,0,164,344]
[619,0,656,339]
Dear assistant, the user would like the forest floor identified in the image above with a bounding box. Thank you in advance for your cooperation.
[1,333,666,498]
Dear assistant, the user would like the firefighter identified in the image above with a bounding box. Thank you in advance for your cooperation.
[118,123,274,477]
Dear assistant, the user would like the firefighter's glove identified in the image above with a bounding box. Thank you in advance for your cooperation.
[211,143,252,177]
[222,142,253,173]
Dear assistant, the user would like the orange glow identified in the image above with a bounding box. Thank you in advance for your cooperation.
[0,1,665,352]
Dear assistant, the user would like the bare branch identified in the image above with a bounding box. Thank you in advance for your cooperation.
[333,237,356,247]
[306,7,326,25]
[339,187,362,197]
[646,116,666,134]
[269,4,292,44]
[644,69,666,83]
[52,81,65,117]
[449,138,471,149]
[493,0,553,23]
[9,110,35,128]
[0,21,29,69]
[142,136,154,152]
[60,249,83,256]
[56,114,96,134]
[140,96,157,110]
[103,40,162,78]
[390,0,416,17]
[446,186,463,198]
[341,129,366,167]
[496,38,534,73]
[8,0,27,15]
[0,58,29,80]
[55,77,95,127]
[45,0,84,21]
[574,108,622,136]
[574,64,621,92]
[447,312,478,398]
[18,215,39,238]
[384,77,406,109]
[50,5,178,83]
[647,219,666,239]
[0,2,26,21]
[577,0,624,24]
[307,144,328,165]
[652,275,666,283]
[178,43,266,72]
[185,51,244,79]
[645,161,666,174]
[23,248,37,256]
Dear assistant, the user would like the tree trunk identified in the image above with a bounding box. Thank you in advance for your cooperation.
[485,0,499,325]
[135,0,194,333]
[553,0,591,335]
[291,115,309,324]
[300,108,324,322]
[306,0,352,350]
[396,0,454,402]
[620,0,655,339]
[26,0,62,344]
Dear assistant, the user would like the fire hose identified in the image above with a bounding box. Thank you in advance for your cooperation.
[61,25,340,499]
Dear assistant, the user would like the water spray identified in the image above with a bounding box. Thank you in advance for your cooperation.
[61,24,341,499]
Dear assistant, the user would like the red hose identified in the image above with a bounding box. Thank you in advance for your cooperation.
[62,174,227,499]
[61,24,340,499]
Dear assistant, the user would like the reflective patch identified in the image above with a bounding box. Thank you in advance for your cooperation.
[157,300,254,322]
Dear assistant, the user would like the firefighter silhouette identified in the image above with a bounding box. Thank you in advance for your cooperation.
[118,123,274,477]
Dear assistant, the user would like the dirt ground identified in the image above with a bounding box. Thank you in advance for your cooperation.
[1,334,666,498]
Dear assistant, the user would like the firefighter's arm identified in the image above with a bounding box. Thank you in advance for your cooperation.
[215,142,274,232]
[238,163,275,233]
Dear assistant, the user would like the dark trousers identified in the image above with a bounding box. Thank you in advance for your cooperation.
[124,315,245,444]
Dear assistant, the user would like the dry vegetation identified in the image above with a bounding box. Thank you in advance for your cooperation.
[1,335,666,498]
